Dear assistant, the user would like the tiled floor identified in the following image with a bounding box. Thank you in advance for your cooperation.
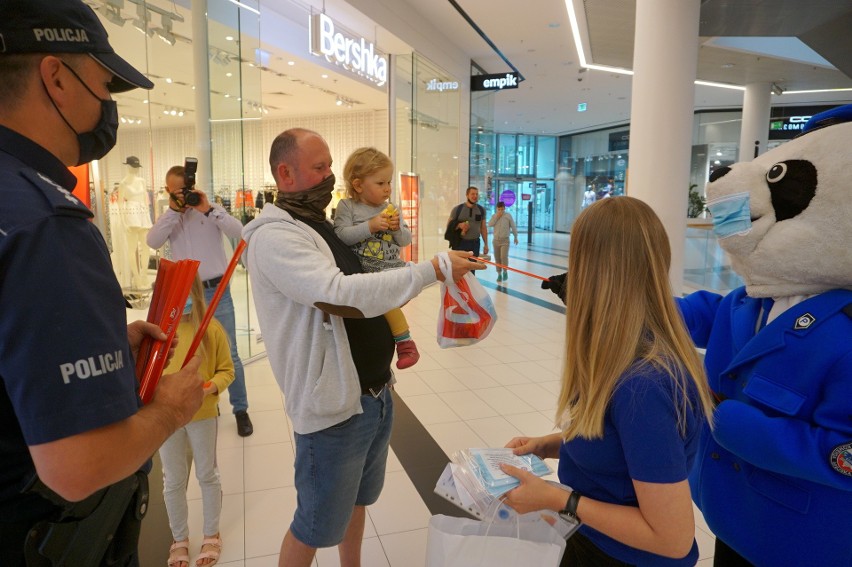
[157,234,717,566]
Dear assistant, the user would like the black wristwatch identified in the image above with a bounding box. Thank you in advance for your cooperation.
[559,490,582,522]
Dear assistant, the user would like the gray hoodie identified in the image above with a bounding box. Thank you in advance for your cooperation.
[241,204,436,434]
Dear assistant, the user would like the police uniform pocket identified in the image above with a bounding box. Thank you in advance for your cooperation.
[743,374,807,415]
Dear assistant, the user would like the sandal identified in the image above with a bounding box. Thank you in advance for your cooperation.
[168,540,190,567]
[194,535,222,567]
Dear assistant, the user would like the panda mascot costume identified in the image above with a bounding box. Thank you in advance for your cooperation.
[543,105,852,566]
[678,105,852,566]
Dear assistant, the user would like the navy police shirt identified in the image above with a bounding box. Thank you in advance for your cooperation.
[0,125,141,518]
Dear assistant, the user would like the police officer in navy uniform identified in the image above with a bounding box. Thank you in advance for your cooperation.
[0,1,204,564]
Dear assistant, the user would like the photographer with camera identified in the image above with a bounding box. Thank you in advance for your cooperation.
[147,162,254,437]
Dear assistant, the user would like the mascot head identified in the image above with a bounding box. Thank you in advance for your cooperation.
[705,105,852,298]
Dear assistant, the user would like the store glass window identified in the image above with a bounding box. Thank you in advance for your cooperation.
[497,134,517,175]
[536,136,556,179]
[92,0,265,361]
[516,134,535,177]
[396,53,461,263]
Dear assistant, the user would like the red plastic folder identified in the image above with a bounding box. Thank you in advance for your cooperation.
[136,258,199,404]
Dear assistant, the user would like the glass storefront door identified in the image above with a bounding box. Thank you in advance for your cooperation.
[492,180,524,229]
[532,181,554,231]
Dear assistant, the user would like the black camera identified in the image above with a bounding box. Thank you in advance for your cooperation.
[182,157,200,206]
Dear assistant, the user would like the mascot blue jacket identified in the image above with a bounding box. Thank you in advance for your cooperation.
[678,105,852,566]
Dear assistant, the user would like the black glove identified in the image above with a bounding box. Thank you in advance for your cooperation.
[541,272,567,303]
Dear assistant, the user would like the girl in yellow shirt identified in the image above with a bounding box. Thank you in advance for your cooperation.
[160,277,234,567]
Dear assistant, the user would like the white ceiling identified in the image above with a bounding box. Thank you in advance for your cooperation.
[94,0,852,136]
[397,0,852,134]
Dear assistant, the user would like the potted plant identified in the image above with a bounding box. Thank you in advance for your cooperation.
[687,183,706,218]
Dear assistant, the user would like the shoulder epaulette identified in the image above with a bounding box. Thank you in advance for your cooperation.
[21,169,91,219]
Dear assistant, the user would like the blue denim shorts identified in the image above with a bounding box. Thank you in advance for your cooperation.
[290,387,394,548]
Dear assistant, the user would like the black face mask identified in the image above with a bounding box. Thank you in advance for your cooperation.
[45,60,119,166]
[274,174,336,222]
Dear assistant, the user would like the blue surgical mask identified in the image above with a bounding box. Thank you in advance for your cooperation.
[183,296,193,316]
[707,192,752,239]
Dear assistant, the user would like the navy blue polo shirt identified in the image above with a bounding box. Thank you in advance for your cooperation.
[0,125,141,519]
[558,365,702,566]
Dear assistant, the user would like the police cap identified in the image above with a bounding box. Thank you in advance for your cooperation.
[0,0,154,93]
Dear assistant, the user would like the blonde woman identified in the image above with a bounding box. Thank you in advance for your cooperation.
[501,197,715,566]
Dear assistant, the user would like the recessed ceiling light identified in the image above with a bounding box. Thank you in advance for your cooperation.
[287,61,295,66]
[165,77,172,83]
[721,63,735,69]
[225,35,234,41]
[321,73,328,79]
[226,72,233,77]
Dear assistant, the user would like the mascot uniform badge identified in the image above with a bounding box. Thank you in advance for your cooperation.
[678,105,852,566]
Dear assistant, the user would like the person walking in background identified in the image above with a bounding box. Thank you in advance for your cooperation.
[241,128,482,567]
[334,147,420,369]
[487,201,519,282]
[447,186,489,258]
[148,165,254,437]
[500,197,715,566]
[0,1,203,564]
[160,277,234,567]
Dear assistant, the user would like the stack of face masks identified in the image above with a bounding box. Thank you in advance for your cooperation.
[434,448,580,541]
[466,448,552,497]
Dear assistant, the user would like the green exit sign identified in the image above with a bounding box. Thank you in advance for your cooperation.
[577,103,587,112]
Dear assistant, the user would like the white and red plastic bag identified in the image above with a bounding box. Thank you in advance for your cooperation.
[436,253,497,348]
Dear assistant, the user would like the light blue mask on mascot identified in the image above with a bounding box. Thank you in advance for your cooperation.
[707,192,752,239]
[703,104,852,298]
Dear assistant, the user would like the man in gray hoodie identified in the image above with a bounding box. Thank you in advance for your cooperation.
[242,128,482,567]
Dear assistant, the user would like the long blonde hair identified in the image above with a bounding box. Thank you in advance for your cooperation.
[557,197,714,440]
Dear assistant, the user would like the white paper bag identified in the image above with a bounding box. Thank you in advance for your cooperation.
[426,505,566,567]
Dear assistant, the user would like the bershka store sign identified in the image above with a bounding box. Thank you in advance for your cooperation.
[471,72,520,91]
[309,13,387,87]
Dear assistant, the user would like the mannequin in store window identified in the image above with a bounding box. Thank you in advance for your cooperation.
[582,185,597,209]
[116,156,152,288]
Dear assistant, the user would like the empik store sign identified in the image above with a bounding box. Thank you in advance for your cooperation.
[309,13,388,87]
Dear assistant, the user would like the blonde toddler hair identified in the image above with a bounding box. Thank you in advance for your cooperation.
[342,147,393,200]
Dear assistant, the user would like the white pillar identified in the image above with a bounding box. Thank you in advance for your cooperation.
[739,83,772,161]
[192,0,214,196]
[627,0,700,294]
